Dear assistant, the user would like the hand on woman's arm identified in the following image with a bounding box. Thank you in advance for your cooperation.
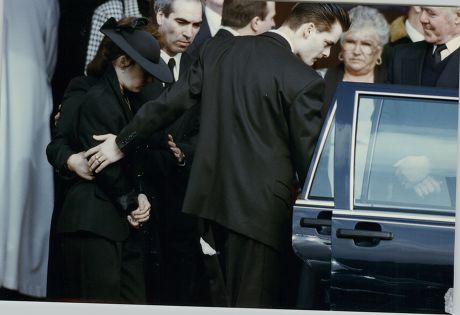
[85,133,124,173]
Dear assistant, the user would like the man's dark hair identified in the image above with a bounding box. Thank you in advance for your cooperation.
[221,0,269,29]
[284,3,350,33]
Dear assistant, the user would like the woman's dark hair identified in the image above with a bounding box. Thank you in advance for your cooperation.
[284,3,351,33]
[86,17,145,77]
[221,0,269,29]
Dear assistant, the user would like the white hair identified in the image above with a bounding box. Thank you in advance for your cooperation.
[343,5,390,47]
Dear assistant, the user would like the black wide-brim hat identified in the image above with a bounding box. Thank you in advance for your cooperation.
[100,17,173,83]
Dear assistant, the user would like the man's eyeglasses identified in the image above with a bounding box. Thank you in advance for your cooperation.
[342,39,377,55]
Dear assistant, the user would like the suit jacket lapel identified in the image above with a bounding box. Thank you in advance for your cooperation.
[105,66,134,121]
[179,52,193,79]
[436,48,460,88]
[402,41,427,85]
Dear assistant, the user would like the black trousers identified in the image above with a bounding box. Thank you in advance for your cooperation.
[58,230,146,304]
[201,222,298,308]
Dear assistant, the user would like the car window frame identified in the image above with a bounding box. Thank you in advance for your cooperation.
[349,90,459,216]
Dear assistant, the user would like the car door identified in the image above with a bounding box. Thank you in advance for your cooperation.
[292,103,335,307]
[330,83,457,313]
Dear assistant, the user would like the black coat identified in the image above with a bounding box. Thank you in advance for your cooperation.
[46,75,99,178]
[57,66,143,241]
[387,40,459,88]
[115,32,324,251]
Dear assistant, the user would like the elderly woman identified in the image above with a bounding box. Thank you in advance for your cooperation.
[56,17,173,303]
[323,5,389,109]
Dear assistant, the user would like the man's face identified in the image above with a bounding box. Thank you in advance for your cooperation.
[296,21,342,66]
[256,2,276,35]
[419,6,459,44]
[157,0,202,55]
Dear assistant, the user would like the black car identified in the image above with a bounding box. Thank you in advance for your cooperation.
[293,82,457,313]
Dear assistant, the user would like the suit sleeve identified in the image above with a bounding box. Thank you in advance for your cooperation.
[288,77,325,184]
[46,76,94,178]
[116,56,204,154]
[78,93,138,213]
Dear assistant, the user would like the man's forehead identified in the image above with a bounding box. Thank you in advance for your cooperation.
[170,0,203,22]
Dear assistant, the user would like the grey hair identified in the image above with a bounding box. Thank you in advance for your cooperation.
[153,0,203,16]
[341,5,389,47]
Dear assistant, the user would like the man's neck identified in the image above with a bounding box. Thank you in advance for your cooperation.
[273,26,295,53]
[161,48,177,59]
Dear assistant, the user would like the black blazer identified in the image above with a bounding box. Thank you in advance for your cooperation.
[46,75,99,178]
[57,66,143,241]
[115,32,324,251]
[387,41,459,88]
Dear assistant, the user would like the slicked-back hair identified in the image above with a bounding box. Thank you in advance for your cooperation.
[284,3,350,33]
[221,0,269,29]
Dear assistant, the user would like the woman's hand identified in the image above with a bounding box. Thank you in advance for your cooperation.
[66,151,95,180]
[167,134,185,164]
[127,194,151,228]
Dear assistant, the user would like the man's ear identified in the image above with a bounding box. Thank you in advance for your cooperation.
[455,8,460,24]
[302,22,316,39]
[157,11,165,26]
[250,16,261,33]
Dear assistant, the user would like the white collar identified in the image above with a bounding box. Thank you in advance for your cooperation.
[405,19,424,43]
[269,29,294,53]
[432,35,460,61]
[205,6,222,37]
[160,50,182,81]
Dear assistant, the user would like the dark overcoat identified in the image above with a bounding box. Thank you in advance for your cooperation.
[387,40,459,88]
[115,32,325,251]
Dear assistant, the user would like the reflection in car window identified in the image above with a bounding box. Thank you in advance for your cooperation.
[309,118,335,200]
[354,95,457,212]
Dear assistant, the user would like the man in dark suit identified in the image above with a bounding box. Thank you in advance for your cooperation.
[387,6,459,205]
[387,6,460,88]
[86,3,350,308]
[218,0,275,37]
[142,0,206,306]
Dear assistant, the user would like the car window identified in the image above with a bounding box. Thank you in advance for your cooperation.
[309,117,335,201]
[354,94,458,213]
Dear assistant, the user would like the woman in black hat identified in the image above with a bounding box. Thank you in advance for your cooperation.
[55,17,173,304]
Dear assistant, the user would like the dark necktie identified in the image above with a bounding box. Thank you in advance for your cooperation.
[168,58,176,83]
[433,44,447,65]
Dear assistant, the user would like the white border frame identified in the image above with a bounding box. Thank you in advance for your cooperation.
[0,0,458,314]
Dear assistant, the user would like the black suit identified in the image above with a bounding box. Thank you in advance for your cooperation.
[137,51,208,306]
[115,32,324,307]
[56,66,146,303]
[388,41,459,88]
